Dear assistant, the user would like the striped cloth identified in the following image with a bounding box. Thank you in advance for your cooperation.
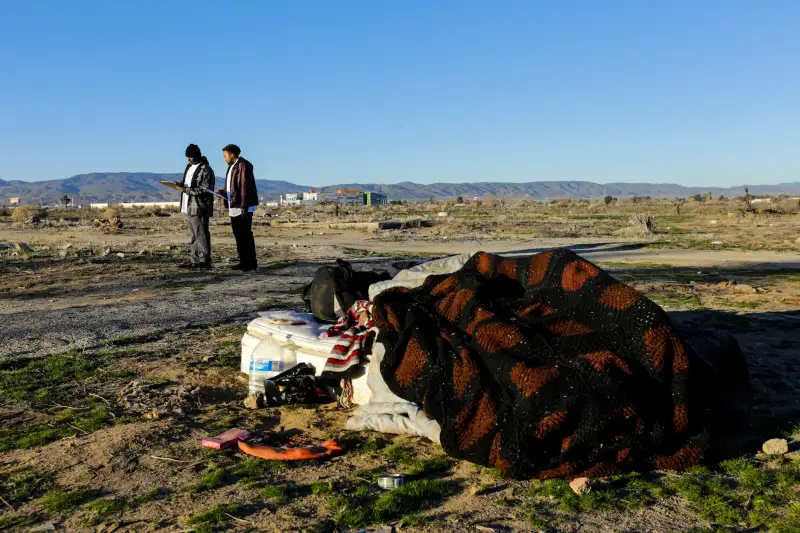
[320,301,376,379]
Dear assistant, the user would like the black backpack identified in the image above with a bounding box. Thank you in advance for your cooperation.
[302,259,390,323]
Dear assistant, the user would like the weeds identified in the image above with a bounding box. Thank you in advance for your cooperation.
[182,469,228,493]
[186,503,244,529]
[40,489,93,514]
[380,444,452,476]
[332,479,454,528]
[0,467,54,505]
[84,497,125,525]
[132,487,167,504]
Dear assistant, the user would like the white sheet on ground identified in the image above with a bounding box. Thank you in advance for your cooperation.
[367,253,471,301]
[346,340,441,443]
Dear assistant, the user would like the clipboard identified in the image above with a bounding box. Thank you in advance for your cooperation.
[160,180,187,193]
[160,181,225,200]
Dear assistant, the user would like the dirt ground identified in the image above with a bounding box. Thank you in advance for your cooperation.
[1,202,800,532]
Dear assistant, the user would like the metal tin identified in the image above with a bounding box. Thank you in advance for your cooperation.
[377,474,405,490]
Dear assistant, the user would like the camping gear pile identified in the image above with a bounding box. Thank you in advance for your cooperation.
[240,250,749,479]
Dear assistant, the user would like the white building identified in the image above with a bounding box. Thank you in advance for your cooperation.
[279,190,319,206]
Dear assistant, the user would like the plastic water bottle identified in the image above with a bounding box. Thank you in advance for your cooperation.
[248,344,298,395]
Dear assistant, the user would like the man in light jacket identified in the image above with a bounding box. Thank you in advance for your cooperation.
[179,144,214,269]
[216,144,259,271]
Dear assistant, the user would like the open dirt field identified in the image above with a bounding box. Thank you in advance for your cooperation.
[1,199,799,532]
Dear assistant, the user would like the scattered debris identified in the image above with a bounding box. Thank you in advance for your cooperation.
[763,439,789,456]
[116,253,126,258]
[377,474,405,490]
[60,244,73,258]
[202,428,252,450]
[569,477,592,495]
[93,217,124,230]
[14,242,32,253]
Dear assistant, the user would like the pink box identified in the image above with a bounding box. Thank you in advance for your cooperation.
[201,429,252,450]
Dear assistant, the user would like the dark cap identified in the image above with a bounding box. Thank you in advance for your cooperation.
[185,144,202,158]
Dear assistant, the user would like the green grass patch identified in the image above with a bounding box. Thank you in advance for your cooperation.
[40,489,93,514]
[383,444,414,464]
[210,339,241,370]
[380,444,452,476]
[132,487,167,504]
[0,467,54,505]
[0,405,116,452]
[259,485,289,501]
[182,469,228,493]
[99,330,163,347]
[357,435,391,453]
[84,497,126,526]
[527,473,667,514]
[186,503,244,528]
[719,299,762,310]
[0,350,111,404]
[333,479,454,528]
[406,456,452,476]
[310,482,333,495]
[647,291,703,309]
[230,458,285,484]
[0,514,40,530]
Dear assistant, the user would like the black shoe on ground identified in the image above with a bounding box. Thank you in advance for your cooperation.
[242,264,258,272]
[230,263,246,270]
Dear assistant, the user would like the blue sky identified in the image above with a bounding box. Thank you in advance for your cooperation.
[1,1,798,186]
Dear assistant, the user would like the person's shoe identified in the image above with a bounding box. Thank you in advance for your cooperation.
[178,261,194,269]
[242,264,258,272]
[230,263,246,270]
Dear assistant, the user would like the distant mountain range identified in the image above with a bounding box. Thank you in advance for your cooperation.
[1,173,799,204]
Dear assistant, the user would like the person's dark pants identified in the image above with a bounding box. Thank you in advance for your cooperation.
[188,214,211,265]
[231,212,257,268]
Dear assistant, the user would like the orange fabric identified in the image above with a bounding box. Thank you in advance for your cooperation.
[238,438,344,461]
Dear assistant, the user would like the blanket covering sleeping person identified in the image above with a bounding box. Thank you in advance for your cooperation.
[372,249,722,480]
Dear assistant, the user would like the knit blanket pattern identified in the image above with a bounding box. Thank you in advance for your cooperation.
[372,249,711,480]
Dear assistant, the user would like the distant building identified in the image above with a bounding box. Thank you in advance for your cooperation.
[279,190,319,206]
[8,197,20,205]
[364,191,388,206]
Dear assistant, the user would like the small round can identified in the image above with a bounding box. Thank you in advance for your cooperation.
[377,474,405,490]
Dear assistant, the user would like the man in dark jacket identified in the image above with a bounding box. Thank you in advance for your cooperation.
[216,144,259,271]
[179,144,215,269]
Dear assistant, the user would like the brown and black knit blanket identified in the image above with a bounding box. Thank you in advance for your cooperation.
[372,249,714,480]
